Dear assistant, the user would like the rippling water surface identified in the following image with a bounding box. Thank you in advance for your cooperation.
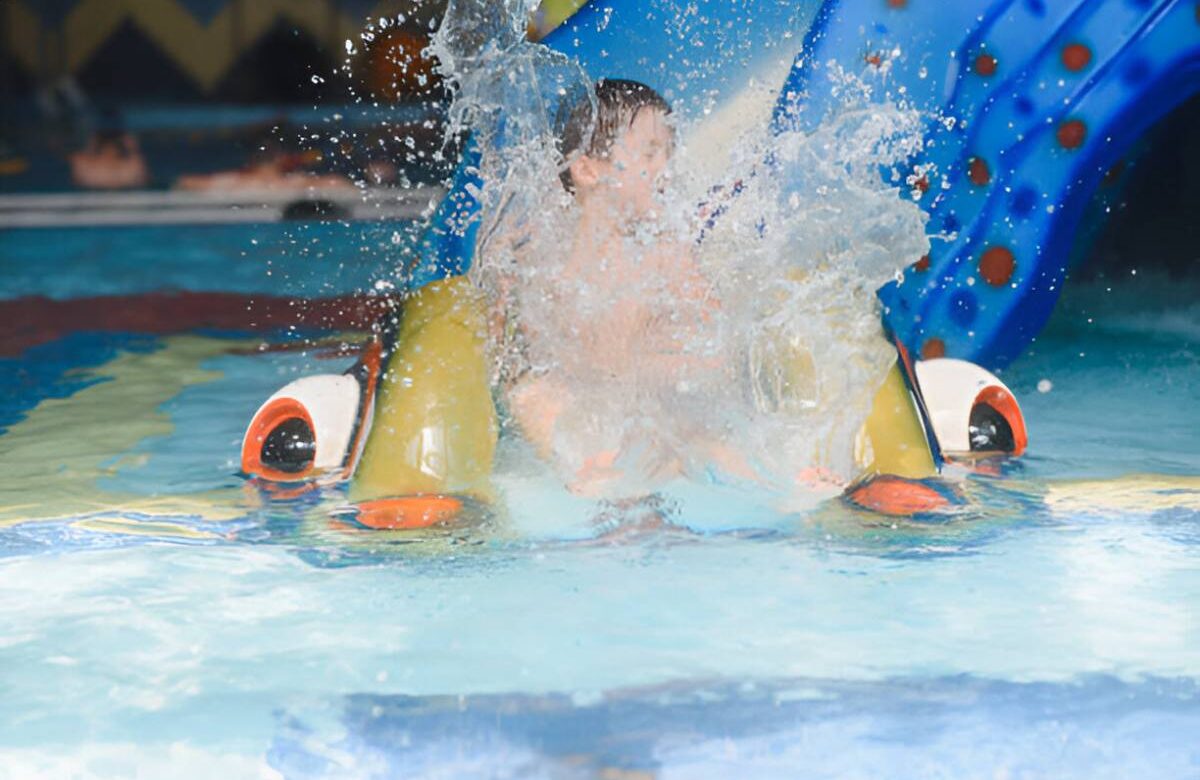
[1,223,1197,778]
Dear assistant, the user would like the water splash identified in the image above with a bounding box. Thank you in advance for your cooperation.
[702,63,930,483]
[433,2,930,500]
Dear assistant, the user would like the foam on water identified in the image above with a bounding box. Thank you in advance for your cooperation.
[1,493,1198,776]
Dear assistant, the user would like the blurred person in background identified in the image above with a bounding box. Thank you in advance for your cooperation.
[69,116,151,190]
[174,128,354,193]
[0,134,30,178]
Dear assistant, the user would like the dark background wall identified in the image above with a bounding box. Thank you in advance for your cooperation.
[0,0,446,105]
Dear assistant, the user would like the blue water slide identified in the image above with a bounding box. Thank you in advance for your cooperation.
[409,138,484,286]
[777,0,1200,368]
[418,0,1200,368]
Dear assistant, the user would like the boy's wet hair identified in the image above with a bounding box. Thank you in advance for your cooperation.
[559,78,671,192]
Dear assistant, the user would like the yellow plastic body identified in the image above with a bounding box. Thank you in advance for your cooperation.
[858,363,938,480]
[350,277,498,503]
[351,275,930,501]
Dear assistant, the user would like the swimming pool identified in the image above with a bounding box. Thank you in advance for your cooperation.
[1,222,1198,777]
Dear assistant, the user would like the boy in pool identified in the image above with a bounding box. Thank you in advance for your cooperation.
[494,79,734,498]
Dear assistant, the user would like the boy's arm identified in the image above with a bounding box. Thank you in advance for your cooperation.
[506,373,567,461]
[507,373,629,497]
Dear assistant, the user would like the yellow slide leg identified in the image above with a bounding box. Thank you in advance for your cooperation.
[859,362,938,480]
[349,277,498,524]
[844,362,945,516]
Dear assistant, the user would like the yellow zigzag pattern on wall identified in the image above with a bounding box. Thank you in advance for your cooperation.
[6,0,394,92]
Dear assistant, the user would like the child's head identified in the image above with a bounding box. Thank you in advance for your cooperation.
[561,79,673,216]
[88,129,140,161]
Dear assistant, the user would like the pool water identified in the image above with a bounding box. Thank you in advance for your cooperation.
[0,224,1198,778]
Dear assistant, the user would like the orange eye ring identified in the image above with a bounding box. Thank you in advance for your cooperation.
[972,386,1027,456]
[241,398,317,481]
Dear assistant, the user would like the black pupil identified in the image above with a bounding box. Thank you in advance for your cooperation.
[261,418,316,473]
[968,403,1015,453]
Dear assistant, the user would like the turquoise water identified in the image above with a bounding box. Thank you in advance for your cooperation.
[0,222,416,301]
[0,224,1197,777]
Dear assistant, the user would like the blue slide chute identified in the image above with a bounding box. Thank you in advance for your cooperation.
[777,0,1200,368]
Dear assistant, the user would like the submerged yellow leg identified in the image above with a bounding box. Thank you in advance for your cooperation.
[350,277,498,504]
[858,362,938,480]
